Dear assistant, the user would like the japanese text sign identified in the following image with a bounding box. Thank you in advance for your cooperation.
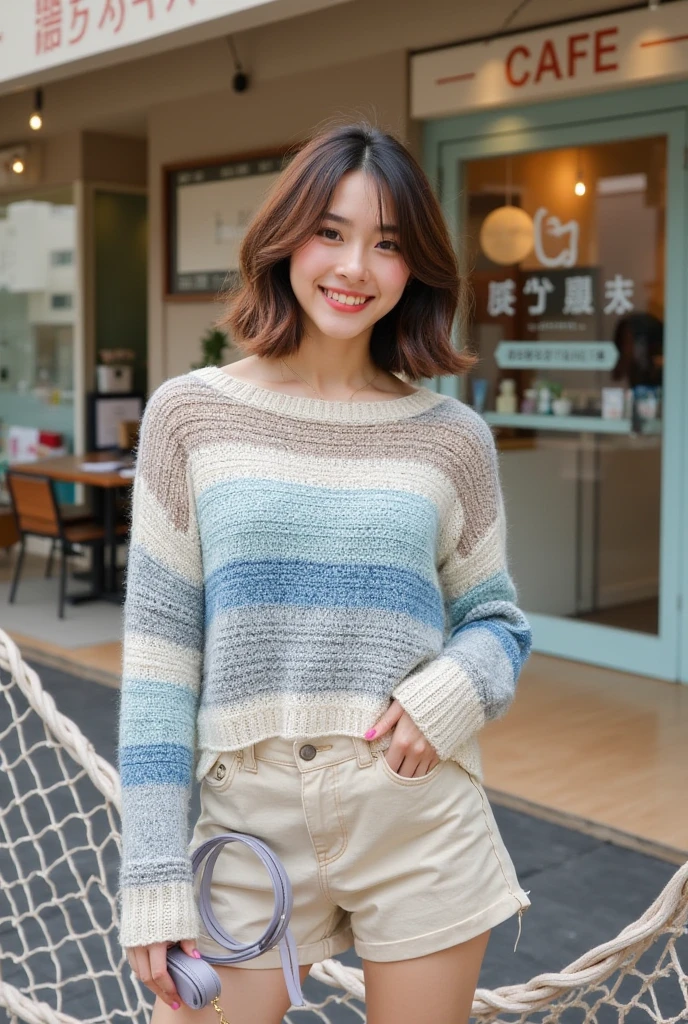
[486,270,635,322]
[2,0,345,89]
[495,342,619,371]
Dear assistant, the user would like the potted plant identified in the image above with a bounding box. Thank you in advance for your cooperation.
[192,327,229,370]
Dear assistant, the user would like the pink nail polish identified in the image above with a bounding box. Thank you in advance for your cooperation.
[364,729,376,739]
[171,1002,180,1010]
[192,949,202,959]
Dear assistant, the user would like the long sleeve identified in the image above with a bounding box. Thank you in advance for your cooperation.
[392,414,532,761]
[116,380,205,949]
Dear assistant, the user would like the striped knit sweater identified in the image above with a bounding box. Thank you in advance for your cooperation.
[116,365,532,949]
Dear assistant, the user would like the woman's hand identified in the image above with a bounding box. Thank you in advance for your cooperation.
[126,937,200,1010]
[365,700,440,778]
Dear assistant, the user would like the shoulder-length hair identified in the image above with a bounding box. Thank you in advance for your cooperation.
[219,121,476,380]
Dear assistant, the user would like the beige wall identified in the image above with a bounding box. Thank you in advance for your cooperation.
[0,0,627,394]
[0,133,146,191]
[82,133,147,188]
[149,49,407,384]
[0,0,623,145]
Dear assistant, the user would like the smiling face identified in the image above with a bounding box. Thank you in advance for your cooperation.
[288,170,411,345]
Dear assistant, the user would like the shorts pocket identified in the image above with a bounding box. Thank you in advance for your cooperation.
[202,750,240,794]
[377,749,444,787]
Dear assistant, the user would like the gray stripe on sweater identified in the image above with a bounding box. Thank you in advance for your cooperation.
[124,544,204,652]
[118,782,195,875]
[445,628,516,720]
[203,604,442,705]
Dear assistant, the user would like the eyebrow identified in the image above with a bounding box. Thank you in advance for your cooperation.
[322,211,399,234]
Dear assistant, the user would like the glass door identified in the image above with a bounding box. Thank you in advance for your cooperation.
[0,187,79,503]
[438,109,685,681]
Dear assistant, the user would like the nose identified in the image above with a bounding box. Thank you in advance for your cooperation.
[336,242,370,284]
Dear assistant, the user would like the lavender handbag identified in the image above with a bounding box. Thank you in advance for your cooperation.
[165,832,305,1014]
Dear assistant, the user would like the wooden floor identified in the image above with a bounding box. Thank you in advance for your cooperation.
[3,552,687,856]
[8,630,122,688]
[577,597,658,634]
[482,652,688,856]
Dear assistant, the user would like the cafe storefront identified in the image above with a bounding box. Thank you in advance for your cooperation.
[413,3,688,683]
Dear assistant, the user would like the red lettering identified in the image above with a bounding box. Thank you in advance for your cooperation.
[69,0,89,45]
[36,0,63,55]
[506,45,531,87]
[567,33,589,78]
[132,0,154,17]
[535,39,563,83]
[98,0,125,33]
[594,27,618,73]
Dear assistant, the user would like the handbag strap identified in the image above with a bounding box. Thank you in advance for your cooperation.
[191,832,305,1007]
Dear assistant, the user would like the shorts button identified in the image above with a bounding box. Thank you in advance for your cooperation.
[299,744,317,761]
[215,763,226,780]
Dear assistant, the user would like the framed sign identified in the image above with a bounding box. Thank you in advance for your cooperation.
[164,149,290,300]
[87,393,145,450]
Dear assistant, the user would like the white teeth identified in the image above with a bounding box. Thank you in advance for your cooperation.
[324,288,368,306]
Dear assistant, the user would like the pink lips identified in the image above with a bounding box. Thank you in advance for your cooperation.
[319,287,373,313]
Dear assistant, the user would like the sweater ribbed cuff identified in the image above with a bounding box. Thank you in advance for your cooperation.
[118,880,201,950]
[392,657,485,761]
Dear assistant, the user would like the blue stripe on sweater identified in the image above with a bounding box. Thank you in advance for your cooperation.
[119,742,193,787]
[444,631,517,721]
[118,679,198,747]
[443,569,532,710]
[197,478,440,581]
[205,559,444,630]
[446,570,517,626]
[455,619,524,680]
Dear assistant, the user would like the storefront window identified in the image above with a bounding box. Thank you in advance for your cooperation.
[0,189,76,470]
[463,138,665,635]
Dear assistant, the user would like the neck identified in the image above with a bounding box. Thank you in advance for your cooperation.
[274,331,379,395]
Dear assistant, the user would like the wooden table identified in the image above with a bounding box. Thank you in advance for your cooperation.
[10,450,134,601]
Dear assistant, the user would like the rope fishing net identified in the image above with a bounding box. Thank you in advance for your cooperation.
[0,627,686,1024]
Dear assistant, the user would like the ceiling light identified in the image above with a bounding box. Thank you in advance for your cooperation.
[11,156,25,174]
[574,148,586,197]
[29,88,43,131]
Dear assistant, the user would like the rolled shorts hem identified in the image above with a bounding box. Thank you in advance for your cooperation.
[352,891,529,963]
[203,924,355,970]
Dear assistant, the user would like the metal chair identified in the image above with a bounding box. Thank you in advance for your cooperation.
[6,471,129,618]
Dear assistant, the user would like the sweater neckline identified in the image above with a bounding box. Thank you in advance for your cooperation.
[192,365,447,424]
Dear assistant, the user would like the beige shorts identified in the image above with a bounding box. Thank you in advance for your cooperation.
[189,734,531,966]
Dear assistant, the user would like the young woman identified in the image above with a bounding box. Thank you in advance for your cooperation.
[119,122,532,1024]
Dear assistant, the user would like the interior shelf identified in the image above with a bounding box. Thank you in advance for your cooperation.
[482,412,661,435]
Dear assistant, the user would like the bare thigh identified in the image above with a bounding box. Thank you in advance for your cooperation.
[363,929,491,1024]
[150,962,313,1024]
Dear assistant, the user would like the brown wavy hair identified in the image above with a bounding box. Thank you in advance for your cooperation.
[219,121,476,380]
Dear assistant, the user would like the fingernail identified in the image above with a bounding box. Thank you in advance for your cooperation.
[192,949,202,959]
[364,729,376,739]
[171,1002,180,1010]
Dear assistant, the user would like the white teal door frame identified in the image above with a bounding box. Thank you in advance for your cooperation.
[424,83,687,682]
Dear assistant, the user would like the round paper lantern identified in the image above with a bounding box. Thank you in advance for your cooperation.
[479,205,534,266]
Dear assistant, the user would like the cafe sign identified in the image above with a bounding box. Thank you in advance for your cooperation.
[411,1,688,118]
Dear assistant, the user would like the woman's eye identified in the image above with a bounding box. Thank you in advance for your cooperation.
[377,239,400,252]
[318,228,341,241]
